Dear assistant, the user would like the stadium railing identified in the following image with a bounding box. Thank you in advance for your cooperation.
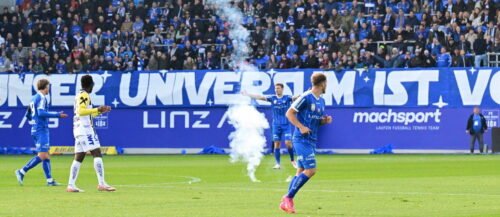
[487,53,500,67]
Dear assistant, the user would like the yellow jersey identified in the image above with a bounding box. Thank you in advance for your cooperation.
[73,90,100,137]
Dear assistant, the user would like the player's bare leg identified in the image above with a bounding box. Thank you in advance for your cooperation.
[301,168,316,177]
[67,152,86,192]
[91,148,116,191]
[285,141,296,168]
[38,152,60,186]
[273,141,281,169]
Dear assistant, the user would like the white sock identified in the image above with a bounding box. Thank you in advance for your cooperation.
[94,157,105,186]
[68,160,81,187]
[20,169,26,175]
[47,178,53,183]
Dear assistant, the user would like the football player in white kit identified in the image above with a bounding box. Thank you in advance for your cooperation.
[66,75,116,192]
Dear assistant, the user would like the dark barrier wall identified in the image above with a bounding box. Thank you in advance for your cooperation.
[0,68,499,151]
[492,128,500,153]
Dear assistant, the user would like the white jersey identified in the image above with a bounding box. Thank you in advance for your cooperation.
[73,90,99,137]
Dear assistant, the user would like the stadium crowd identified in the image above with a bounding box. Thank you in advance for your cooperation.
[0,0,499,74]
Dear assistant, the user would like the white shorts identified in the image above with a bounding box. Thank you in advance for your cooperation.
[74,134,101,153]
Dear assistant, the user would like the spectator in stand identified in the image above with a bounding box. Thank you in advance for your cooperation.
[266,54,279,69]
[303,50,319,68]
[410,49,424,67]
[183,56,196,70]
[437,47,452,67]
[278,54,290,69]
[290,53,302,69]
[204,52,218,70]
[456,49,473,67]
[458,35,472,53]
[319,53,330,69]
[0,0,496,74]
[401,51,412,68]
[490,38,500,53]
[422,50,436,67]
[474,33,488,67]
[286,39,298,57]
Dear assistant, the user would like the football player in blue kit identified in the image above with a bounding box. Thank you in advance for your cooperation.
[280,73,332,213]
[242,83,298,169]
[15,78,68,186]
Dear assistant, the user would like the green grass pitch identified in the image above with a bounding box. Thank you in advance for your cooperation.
[1,155,500,217]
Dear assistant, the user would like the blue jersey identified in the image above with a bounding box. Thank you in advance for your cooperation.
[25,93,60,133]
[290,91,325,145]
[473,114,482,133]
[266,95,293,125]
[436,53,451,67]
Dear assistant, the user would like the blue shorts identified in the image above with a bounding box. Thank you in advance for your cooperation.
[32,130,50,152]
[272,124,292,142]
[293,140,316,169]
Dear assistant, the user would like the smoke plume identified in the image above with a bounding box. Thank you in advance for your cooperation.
[206,0,269,182]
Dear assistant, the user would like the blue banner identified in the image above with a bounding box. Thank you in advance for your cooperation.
[0,68,499,152]
[1,68,499,108]
[0,107,497,151]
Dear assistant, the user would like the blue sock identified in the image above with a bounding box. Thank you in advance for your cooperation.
[22,156,42,173]
[42,159,52,180]
[288,147,294,161]
[288,176,298,192]
[287,173,310,198]
[274,148,281,164]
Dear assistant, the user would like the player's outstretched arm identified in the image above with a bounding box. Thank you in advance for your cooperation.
[37,106,66,118]
[241,90,267,101]
[37,109,60,118]
[292,95,300,101]
[94,106,111,117]
[58,111,68,118]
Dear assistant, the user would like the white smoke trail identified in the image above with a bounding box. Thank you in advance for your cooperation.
[206,0,269,182]
[227,103,269,182]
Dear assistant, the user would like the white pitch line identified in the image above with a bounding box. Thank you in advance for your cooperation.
[186,186,500,198]
[114,176,202,187]
[113,177,500,197]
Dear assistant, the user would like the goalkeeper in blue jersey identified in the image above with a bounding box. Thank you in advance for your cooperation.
[280,73,332,214]
[15,78,68,186]
[242,83,298,169]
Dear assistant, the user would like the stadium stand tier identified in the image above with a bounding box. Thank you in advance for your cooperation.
[0,0,499,74]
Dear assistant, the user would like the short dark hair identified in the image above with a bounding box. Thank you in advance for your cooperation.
[37,79,50,90]
[311,73,327,86]
[81,75,94,89]
[275,83,284,89]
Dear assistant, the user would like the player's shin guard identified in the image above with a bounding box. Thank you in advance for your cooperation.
[94,157,105,185]
[287,173,310,198]
[42,159,53,182]
[68,160,81,187]
[21,156,42,174]
[274,148,281,164]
